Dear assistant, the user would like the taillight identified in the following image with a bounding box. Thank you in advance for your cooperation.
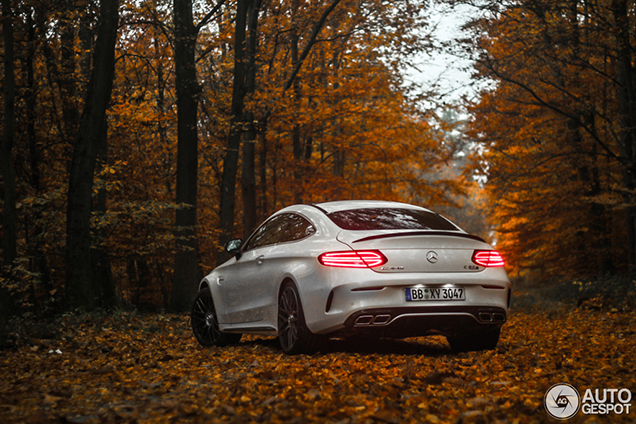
[472,250,505,267]
[318,250,387,268]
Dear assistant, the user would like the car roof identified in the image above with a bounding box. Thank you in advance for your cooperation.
[313,200,432,214]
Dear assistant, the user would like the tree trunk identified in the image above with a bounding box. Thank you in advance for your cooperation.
[611,0,636,271]
[242,112,257,239]
[171,0,203,311]
[169,0,225,308]
[26,11,52,291]
[60,4,80,140]
[218,0,248,265]
[92,120,117,307]
[290,18,303,204]
[241,0,262,239]
[25,13,40,193]
[171,0,202,310]
[2,0,17,268]
[561,5,612,274]
[79,4,93,96]
[219,0,342,262]
[66,0,119,309]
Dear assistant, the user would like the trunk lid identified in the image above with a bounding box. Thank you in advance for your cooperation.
[337,230,492,273]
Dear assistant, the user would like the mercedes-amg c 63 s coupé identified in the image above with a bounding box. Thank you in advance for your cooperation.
[191,200,511,354]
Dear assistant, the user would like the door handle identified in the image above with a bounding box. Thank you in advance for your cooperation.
[256,255,265,265]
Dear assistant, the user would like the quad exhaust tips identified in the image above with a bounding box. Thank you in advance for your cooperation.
[352,310,506,328]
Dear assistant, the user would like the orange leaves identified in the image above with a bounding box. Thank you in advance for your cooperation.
[5,0,473,313]
[1,307,635,423]
[463,0,634,278]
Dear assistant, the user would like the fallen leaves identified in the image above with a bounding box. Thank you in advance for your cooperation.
[0,309,634,423]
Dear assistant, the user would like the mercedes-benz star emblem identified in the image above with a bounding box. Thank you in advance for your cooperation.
[426,251,438,264]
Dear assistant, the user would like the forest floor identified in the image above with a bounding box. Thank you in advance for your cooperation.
[1,288,634,424]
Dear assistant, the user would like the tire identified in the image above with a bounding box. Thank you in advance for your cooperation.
[191,287,242,347]
[277,281,325,355]
[446,327,501,352]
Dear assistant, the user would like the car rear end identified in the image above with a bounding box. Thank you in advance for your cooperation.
[304,203,511,349]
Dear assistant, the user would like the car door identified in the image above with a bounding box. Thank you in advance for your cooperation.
[222,213,316,325]
[222,215,288,324]
[247,214,317,325]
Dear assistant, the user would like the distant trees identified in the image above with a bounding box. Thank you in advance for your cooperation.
[8,0,632,310]
[454,0,636,278]
[2,0,461,312]
[10,0,633,311]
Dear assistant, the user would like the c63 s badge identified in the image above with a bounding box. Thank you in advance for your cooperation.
[381,266,404,270]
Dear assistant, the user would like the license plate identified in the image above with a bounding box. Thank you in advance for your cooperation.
[405,286,465,301]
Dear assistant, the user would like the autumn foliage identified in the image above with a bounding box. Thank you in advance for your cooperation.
[1,0,632,313]
[1,298,635,423]
[0,0,472,312]
[457,0,636,280]
[2,0,635,420]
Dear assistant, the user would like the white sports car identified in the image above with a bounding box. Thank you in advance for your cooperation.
[192,200,511,354]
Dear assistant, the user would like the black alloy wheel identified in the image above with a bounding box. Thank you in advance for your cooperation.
[191,287,241,347]
[277,281,325,354]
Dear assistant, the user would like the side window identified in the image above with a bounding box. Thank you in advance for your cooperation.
[244,215,287,251]
[243,213,316,251]
[279,214,316,243]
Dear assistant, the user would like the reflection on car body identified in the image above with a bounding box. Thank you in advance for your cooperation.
[192,200,511,354]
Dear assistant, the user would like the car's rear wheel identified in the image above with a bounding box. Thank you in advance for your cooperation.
[446,327,501,352]
[278,281,324,355]
[191,287,242,347]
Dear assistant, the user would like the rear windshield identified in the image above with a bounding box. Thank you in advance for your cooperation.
[327,208,459,231]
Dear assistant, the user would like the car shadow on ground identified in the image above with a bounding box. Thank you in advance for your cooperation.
[240,335,453,356]
[327,337,452,356]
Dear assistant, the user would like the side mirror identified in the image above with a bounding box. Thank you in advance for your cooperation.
[224,238,243,255]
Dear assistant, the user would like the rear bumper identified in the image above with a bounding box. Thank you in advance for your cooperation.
[301,265,511,336]
[331,305,506,338]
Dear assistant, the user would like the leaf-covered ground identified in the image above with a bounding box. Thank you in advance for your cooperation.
[1,307,634,423]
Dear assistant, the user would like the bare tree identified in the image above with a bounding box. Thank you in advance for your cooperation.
[218,0,342,264]
[1,0,17,269]
[171,0,226,311]
[66,0,120,309]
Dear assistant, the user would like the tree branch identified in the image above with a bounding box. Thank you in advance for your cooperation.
[196,0,227,31]
[283,0,342,92]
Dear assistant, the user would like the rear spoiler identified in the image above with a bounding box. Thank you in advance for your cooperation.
[352,231,486,244]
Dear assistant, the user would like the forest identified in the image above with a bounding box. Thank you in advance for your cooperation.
[1,0,635,314]
[1,1,635,422]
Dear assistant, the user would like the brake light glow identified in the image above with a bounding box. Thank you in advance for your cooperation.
[318,250,387,268]
[472,250,505,267]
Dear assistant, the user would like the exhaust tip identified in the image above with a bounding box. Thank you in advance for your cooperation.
[479,312,493,322]
[373,314,391,324]
[355,315,374,325]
